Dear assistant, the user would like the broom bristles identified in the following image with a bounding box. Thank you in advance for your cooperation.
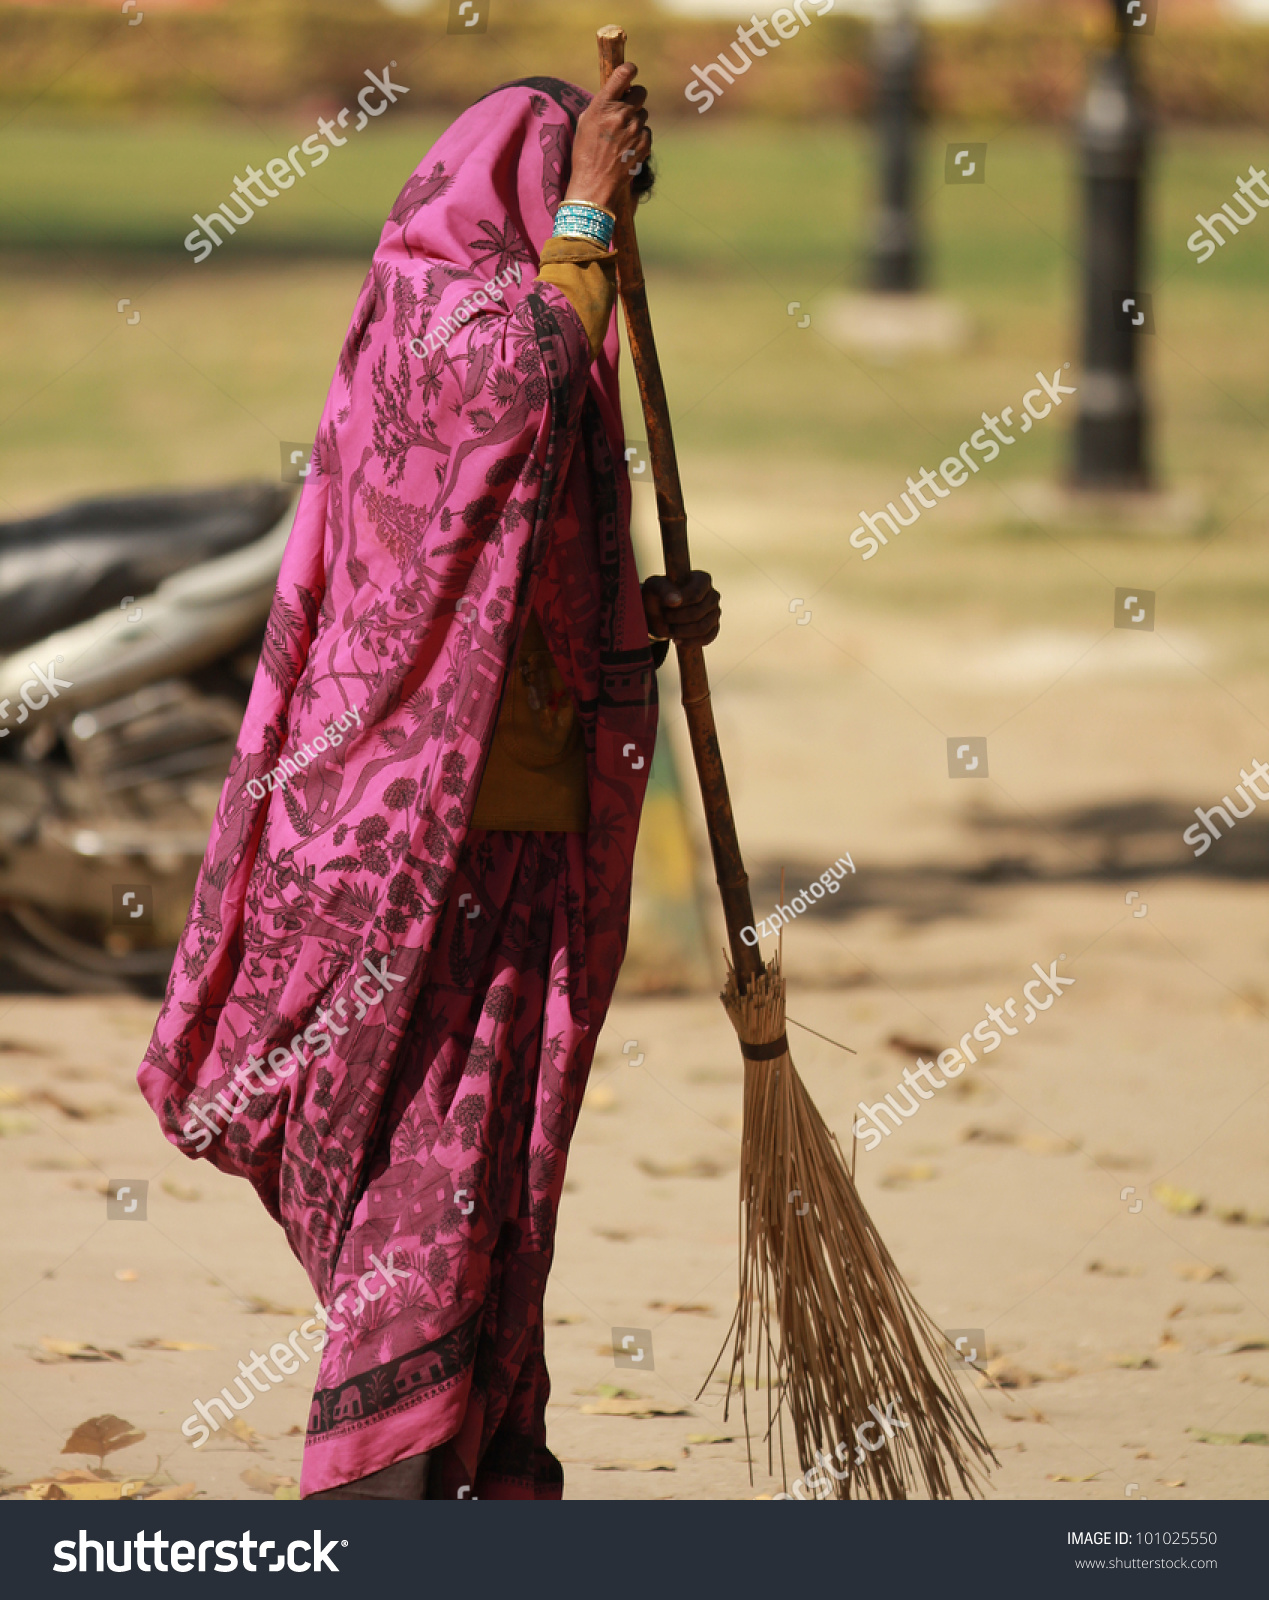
[702,955,997,1500]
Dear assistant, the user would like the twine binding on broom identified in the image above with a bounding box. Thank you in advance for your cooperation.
[702,954,998,1500]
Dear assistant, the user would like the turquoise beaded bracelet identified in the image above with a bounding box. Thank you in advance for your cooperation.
[551,200,616,249]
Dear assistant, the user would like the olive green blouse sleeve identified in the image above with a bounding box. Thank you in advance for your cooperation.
[536,236,617,363]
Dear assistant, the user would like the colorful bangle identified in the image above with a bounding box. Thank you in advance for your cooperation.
[551,200,616,250]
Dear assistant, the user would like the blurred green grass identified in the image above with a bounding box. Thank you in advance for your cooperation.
[2,118,1267,636]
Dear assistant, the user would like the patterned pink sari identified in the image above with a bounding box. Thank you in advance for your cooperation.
[138,77,656,1498]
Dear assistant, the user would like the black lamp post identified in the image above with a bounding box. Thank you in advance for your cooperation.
[1072,0,1151,489]
[869,0,922,293]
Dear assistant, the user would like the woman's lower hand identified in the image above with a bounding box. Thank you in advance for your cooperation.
[642,572,721,647]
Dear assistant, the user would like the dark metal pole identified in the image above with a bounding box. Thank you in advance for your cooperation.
[869,0,922,293]
[1073,0,1151,489]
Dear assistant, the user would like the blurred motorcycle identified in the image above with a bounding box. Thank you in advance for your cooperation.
[0,483,294,991]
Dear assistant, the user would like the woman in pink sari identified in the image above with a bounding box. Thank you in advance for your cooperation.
[139,65,720,1499]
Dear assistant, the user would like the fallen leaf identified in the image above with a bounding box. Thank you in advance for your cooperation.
[161,1178,201,1202]
[1153,1183,1204,1217]
[686,1433,735,1444]
[28,1479,149,1501]
[574,1384,641,1400]
[146,1483,199,1500]
[40,1339,125,1363]
[1047,1470,1107,1483]
[978,1358,1039,1390]
[1135,1450,1155,1459]
[29,1089,109,1121]
[636,1158,725,1179]
[1165,1302,1185,1320]
[1162,1479,1185,1488]
[62,1415,145,1469]
[1172,1262,1227,1283]
[1157,1334,1183,1354]
[1238,1371,1269,1387]
[1020,1133,1078,1156]
[1206,1338,1269,1356]
[960,1126,1017,1145]
[547,1313,584,1325]
[1085,1260,1141,1278]
[283,1425,305,1436]
[887,1034,942,1059]
[585,1084,617,1112]
[223,1418,265,1450]
[1189,1429,1269,1446]
[580,1397,690,1418]
[131,1338,217,1352]
[274,1484,300,1500]
[1214,1205,1269,1228]
[241,1467,297,1495]
[880,1162,938,1187]
[592,1460,676,1472]
[0,1112,36,1137]
[1112,1355,1157,1370]
[114,1269,139,1283]
[647,1301,714,1317]
[239,1296,309,1317]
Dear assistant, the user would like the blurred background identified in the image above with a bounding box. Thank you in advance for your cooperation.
[1,0,1267,1503]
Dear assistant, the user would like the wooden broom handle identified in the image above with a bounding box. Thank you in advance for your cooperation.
[596,24,762,986]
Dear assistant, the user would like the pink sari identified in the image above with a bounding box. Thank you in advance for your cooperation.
[138,77,656,1498]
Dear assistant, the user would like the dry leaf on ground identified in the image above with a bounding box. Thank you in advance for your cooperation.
[62,1415,146,1467]
[647,1301,713,1317]
[1047,1470,1107,1483]
[39,1339,125,1363]
[1189,1429,1269,1446]
[978,1358,1039,1390]
[161,1178,201,1202]
[880,1162,938,1187]
[239,1296,309,1316]
[224,1418,265,1449]
[592,1460,676,1472]
[1172,1262,1228,1283]
[146,1483,199,1500]
[131,1338,217,1352]
[636,1158,725,1179]
[241,1468,297,1495]
[1153,1183,1204,1216]
[580,1397,690,1418]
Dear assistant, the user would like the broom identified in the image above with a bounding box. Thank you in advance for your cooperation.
[596,25,996,1499]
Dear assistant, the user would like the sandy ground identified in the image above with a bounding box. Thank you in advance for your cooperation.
[2,464,1268,1503]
